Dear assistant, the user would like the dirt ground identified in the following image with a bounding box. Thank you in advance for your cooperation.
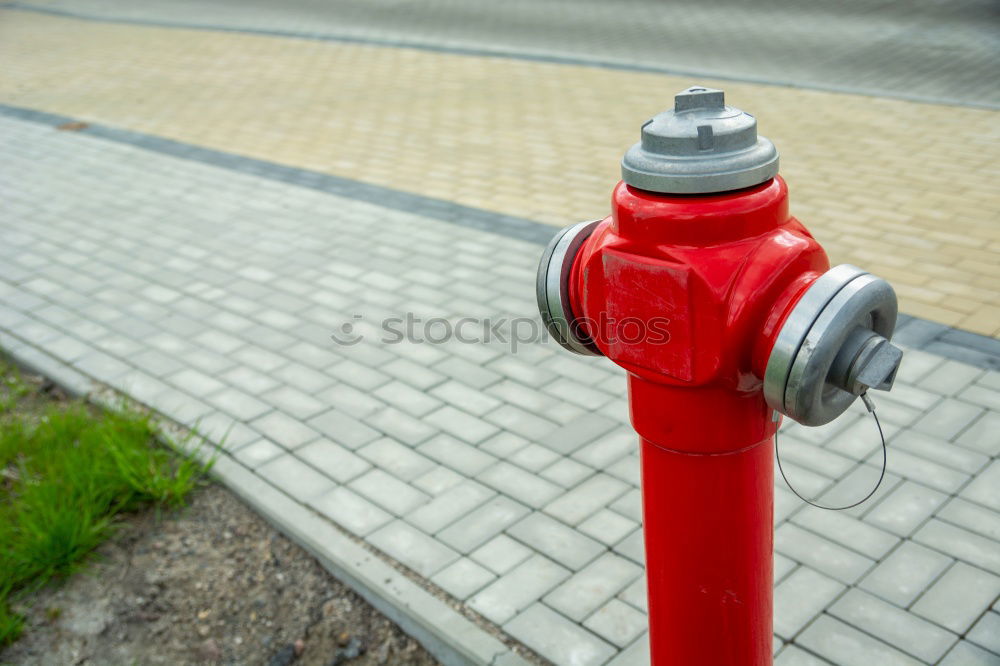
[1,482,440,666]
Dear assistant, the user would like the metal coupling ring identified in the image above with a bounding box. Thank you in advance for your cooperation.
[536,220,602,356]
[764,264,900,427]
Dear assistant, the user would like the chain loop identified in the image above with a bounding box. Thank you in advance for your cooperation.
[774,392,887,511]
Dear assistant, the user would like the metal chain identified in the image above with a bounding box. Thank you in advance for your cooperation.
[774,392,887,511]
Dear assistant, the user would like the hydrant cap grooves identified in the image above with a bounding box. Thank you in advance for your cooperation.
[621,86,779,194]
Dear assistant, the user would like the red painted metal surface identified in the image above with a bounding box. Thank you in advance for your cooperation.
[566,176,830,664]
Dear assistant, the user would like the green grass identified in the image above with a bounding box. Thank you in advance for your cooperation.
[0,363,213,648]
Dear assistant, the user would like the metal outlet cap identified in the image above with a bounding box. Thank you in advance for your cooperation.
[764,265,903,427]
[621,86,779,194]
[536,220,603,356]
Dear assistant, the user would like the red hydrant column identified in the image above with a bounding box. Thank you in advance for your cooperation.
[640,435,772,665]
[635,386,775,665]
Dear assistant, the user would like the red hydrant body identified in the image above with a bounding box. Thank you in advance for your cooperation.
[538,86,902,664]
[575,177,827,664]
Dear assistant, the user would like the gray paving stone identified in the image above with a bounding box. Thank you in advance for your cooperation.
[327,358,391,391]
[791,507,899,560]
[542,377,612,411]
[232,439,285,469]
[205,386,272,421]
[937,498,1000,542]
[364,406,437,446]
[912,562,1000,634]
[220,365,280,394]
[959,384,1000,412]
[309,486,393,536]
[775,523,874,584]
[617,575,647,613]
[541,413,620,455]
[864,480,949,537]
[544,552,643,623]
[485,404,559,440]
[881,448,969,493]
[357,438,435,481]
[612,529,645,565]
[508,512,605,571]
[477,462,563,509]
[428,379,501,416]
[609,488,642,523]
[295,439,371,483]
[486,378,562,413]
[411,465,464,496]
[367,519,459,577]
[912,398,986,441]
[939,641,1000,666]
[372,380,442,417]
[316,382,385,418]
[232,346,287,372]
[405,480,494,534]
[307,409,381,449]
[469,555,570,625]
[859,540,953,608]
[774,644,832,665]
[955,411,1000,456]
[417,434,498,476]
[892,429,989,475]
[797,614,922,666]
[250,410,321,449]
[504,603,615,666]
[773,566,845,639]
[259,385,326,419]
[967,612,1000,656]
[424,405,499,444]
[540,457,597,488]
[274,362,336,393]
[430,557,496,601]
[913,519,1000,575]
[507,443,561,472]
[471,534,534,575]
[572,430,636,469]
[256,454,335,502]
[478,431,530,458]
[818,464,902,518]
[830,588,957,663]
[438,496,530,553]
[348,469,429,516]
[582,598,647,649]
[486,356,557,388]
[961,459,1000,512]
[432,356,502,390]
[578,509,639,548]
[544,473,630,526]
[921,359,985,396]
[381,357,445,391]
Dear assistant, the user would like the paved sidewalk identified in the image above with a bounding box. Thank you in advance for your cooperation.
[9,0,1000,107]
[3,114,1000,665]
[2,9,1000,336]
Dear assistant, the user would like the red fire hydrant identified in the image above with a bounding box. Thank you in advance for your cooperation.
[537,87,903,665]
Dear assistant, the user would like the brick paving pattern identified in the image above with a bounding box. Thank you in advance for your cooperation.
[2,3,1000,664]
[2,9,999,336]
[3,116,999,665]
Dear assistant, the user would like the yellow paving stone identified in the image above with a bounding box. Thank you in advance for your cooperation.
[0,10,998,335]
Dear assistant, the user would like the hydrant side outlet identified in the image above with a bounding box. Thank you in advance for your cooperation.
[536,86,904,665]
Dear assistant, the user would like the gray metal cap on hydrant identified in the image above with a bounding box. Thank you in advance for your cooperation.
[621,86,779,194]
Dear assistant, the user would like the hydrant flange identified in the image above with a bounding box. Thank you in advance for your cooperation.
[764,264,902,426]
[537,219,602,356]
